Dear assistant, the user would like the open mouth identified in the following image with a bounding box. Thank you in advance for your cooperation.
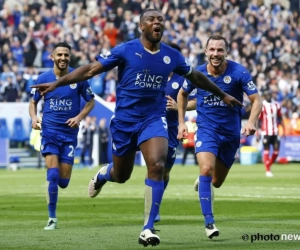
[153,27,161,36]
[59,62,67,67]
[211,58,221,64]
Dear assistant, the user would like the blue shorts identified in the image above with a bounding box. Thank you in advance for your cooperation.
[110,116,168,156]
[195,128,240,168]
[165,146,177,169]
[41,133,77,165]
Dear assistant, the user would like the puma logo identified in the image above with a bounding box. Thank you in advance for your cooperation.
[201,197,210,201]
[135,52,143,58]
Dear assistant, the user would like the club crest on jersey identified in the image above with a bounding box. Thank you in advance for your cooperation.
[223,76,231,84]
[196,141,202,147]
[172,82,179,89]
[247,81,256,90]
[70,83,77,89]
[163,56,171,64]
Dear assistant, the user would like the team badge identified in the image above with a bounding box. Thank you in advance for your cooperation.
[41,145,44,151]
[172,82,179,89]
[247,81,256,90]
[223,76,231,84]
[70,83,77,89]
[196,141,202,147]
[163,56,171,64]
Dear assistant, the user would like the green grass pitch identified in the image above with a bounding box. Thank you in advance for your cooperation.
[0,163,299,250]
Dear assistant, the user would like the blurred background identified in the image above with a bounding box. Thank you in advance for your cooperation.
[0,0,299,169]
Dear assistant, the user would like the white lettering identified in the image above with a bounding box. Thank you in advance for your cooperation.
[49,99,73,111]
[135,73,163,89]
[204,95,226,106]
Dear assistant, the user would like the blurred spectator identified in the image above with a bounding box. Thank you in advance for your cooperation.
[98,117,109,164]
[81,116,96,167]
[0,0,298,113]
[2,75,20,102]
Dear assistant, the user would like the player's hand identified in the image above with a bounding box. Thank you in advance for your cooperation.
[30,82,56,96]
[65,117,81,129]
[242,122,256,136]
[177,123,188,141]
[166,95,178,111]
[222,94,243,108]
[32,117,42,130]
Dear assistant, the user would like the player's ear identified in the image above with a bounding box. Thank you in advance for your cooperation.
[139,23,144,32]
[51,54,54,61]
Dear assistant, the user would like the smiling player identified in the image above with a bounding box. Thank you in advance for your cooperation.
[29,42,95,230]
[177,35,262,239]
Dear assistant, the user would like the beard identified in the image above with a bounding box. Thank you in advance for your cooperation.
[54,61,69,71]
[144,31,163,44]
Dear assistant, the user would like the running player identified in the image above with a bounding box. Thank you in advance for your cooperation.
[31,10,242,246]
[177,35,262,239]
[29,42,95,230]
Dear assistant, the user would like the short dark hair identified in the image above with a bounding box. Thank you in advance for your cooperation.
[54,42,71,51]
[168,43,181,52]
[206,35,229,50]
[140,8,160,22]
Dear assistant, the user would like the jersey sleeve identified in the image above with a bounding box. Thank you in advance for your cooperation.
[95,43,125,71]
[181,79,195,95]
[30,76,43,102]
[173,53,192,76]
[188,87,197,100]
[241,70,258,96]
[79,81,95,102]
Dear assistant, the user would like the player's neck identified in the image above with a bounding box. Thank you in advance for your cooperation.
[53,67,69,78]
[207,61,227,77]
[139,37,160,52]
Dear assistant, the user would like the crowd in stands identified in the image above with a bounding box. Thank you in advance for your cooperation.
[0,0,299,119]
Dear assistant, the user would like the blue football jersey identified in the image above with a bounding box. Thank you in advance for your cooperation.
[95,39,192,122]
[32,68,94,136]
[165,74,196,148]
[182,60,257,136]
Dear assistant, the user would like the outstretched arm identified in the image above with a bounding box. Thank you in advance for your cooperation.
[54,62,104,87]
[31,61,105,95]
[185,69,226,98]
[185,69,243,107]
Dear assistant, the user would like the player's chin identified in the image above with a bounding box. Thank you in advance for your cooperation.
[210,60,222,67]
[150,34,162,43]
